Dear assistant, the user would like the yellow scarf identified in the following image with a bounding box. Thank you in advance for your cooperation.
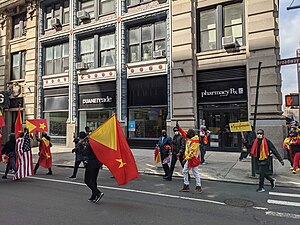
[259,139,267,160]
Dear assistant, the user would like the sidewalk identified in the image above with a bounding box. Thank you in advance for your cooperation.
[33,146,300,188]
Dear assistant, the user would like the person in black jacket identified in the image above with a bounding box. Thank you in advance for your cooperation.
[250,129,284,192]
[165,127,186,181]
[2,133,17,179]
[78,131,104,203]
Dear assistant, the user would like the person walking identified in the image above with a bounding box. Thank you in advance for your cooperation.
[165,127,186,181]
[34,132,53,175]
[199,125,210,165]
[284,130,300,174]
[250,129,284,192]
[157,129,173,180]
[2,133,17,179]
[78,131,104,203]
[177,122,202,193]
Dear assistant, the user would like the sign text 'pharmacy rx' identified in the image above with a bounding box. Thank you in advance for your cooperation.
[201,88,244,98]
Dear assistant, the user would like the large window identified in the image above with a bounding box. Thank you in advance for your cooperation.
[198,2,243,52]
[79,33,115,68]
[45,0,70,29]
[11,52,26,80]
[12,13,26,39]
[45,43,69,75]
[128,107,167,138]
[78,0,114,20]
[128,20,166,62]
[79,110,114,132]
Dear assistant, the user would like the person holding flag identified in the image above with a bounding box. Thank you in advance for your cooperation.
[34,132,53,175]
[2,133,17,179]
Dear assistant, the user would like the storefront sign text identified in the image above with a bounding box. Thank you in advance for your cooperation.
[201,88,243,98]
[82,96,113,104]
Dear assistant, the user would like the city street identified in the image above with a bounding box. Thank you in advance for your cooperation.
[1,165,299,225]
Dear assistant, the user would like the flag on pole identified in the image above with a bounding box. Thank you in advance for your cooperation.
[154,145,160,163]
[88,115,139,186]
[39,137,52,168]
[14,136,34,180]
[0,111,5,128]
[14,107,23,138]
[26,119,48,133]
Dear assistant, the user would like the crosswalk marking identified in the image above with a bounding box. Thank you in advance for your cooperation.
[266,211,300,219]
[267,199,300,207]
[269,192,300,198]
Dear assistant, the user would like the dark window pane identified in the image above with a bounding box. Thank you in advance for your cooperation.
[142,25,152,42]
[63,0,69,24]
[129,45,139,62]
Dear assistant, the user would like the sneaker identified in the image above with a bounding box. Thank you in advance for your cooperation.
[88,196,96,202]
[163,176,172,181]
[271,178,276,189]
[256,188,266,193]
[201,162,207,165]
[2,175,7,179]
[94,192,104,203]
[292,170,296,174]
[179,184,190,192]
[46,172,53,175]
[297,168,300,171]
[69,176,76,179]
[195,186,202,193]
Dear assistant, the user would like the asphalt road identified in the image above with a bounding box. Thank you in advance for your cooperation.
[0,165,300,225]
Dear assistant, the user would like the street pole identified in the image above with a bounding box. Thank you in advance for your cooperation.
[297,49,300,121]
[251,62,262,177]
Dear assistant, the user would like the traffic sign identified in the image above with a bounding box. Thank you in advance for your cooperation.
[285,94,300,107]
[278,57,300,66]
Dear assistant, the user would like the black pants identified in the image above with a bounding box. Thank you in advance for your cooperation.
[160,152,170,176]
[84,164,101,198]
[200,145,207,163]
[258,164,273,189]
[71,161,82,177]
[34,160,52,174]
[168,153,186,178]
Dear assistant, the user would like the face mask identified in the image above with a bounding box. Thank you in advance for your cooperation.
[174,131,179,135]
[257,134,263,139]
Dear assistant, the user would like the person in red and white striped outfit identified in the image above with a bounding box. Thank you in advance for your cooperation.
[13,132,34,180]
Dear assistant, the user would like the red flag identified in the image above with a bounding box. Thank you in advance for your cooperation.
[89,115,139,186]
[0,130,2,160]
[15,107,23,138]
[39,137,52,168]
[0,111,5,128]
[154,145,160,163]
[26,119,48,133]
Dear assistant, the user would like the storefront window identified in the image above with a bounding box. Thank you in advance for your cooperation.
[44,112,68,137]
[79,110,114,132]
[128,107,167,138]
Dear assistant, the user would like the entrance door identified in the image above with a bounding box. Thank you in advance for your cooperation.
[203,110,241,151]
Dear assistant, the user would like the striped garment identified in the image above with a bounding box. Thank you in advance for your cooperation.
[13,137,34,180]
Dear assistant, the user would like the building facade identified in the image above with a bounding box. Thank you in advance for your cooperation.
[0,0,284,151]
[0,0,38,141]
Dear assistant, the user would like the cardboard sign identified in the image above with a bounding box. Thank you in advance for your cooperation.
[229,121,252,132]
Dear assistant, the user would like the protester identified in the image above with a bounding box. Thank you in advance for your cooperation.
[283,130,296,169]
[34,132,53,175]
[78,131,104,203]
[164,127,186,181]
[2,133,17,179]
[250,129,284,192]
[283,130,300,174]
[177,122,202,193]
[157,129,173,180]
[199,125,210,165]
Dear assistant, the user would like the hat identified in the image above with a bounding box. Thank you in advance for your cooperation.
[79,131,87,139]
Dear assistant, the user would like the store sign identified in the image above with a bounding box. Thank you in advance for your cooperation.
[198,80,247,103]
[0,91,10,108]
[79,92,115,109]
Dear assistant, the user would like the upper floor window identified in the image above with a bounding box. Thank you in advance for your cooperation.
[128,20,166,63]
[198,2,243,52]
[11,51,26,80]
[45,0,69,30]
[45,43,69,75]
[128,0,152,6]
[78,0,114,21]
[79,33,115,69]
[12,13,26,39]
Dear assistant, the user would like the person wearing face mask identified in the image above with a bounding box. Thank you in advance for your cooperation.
[250,129,284,192]
[176,122,202,193]
[157,129,173,180]
[164,127,186,181]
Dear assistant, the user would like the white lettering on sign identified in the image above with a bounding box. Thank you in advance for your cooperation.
[201,88,243,98]
[0,94,4,104]
[82,96,113,104]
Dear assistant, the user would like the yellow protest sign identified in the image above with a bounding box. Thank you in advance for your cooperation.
[229,121,252,132]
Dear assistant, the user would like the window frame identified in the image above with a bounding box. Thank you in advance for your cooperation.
[127,0,152,7]
[12,13,26,39]
[99,0,115,15]
[11,51,26,80]
[197,1,244,52]
[44,0,70,30]
[44,43,69,75]
[127,20,166,63]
